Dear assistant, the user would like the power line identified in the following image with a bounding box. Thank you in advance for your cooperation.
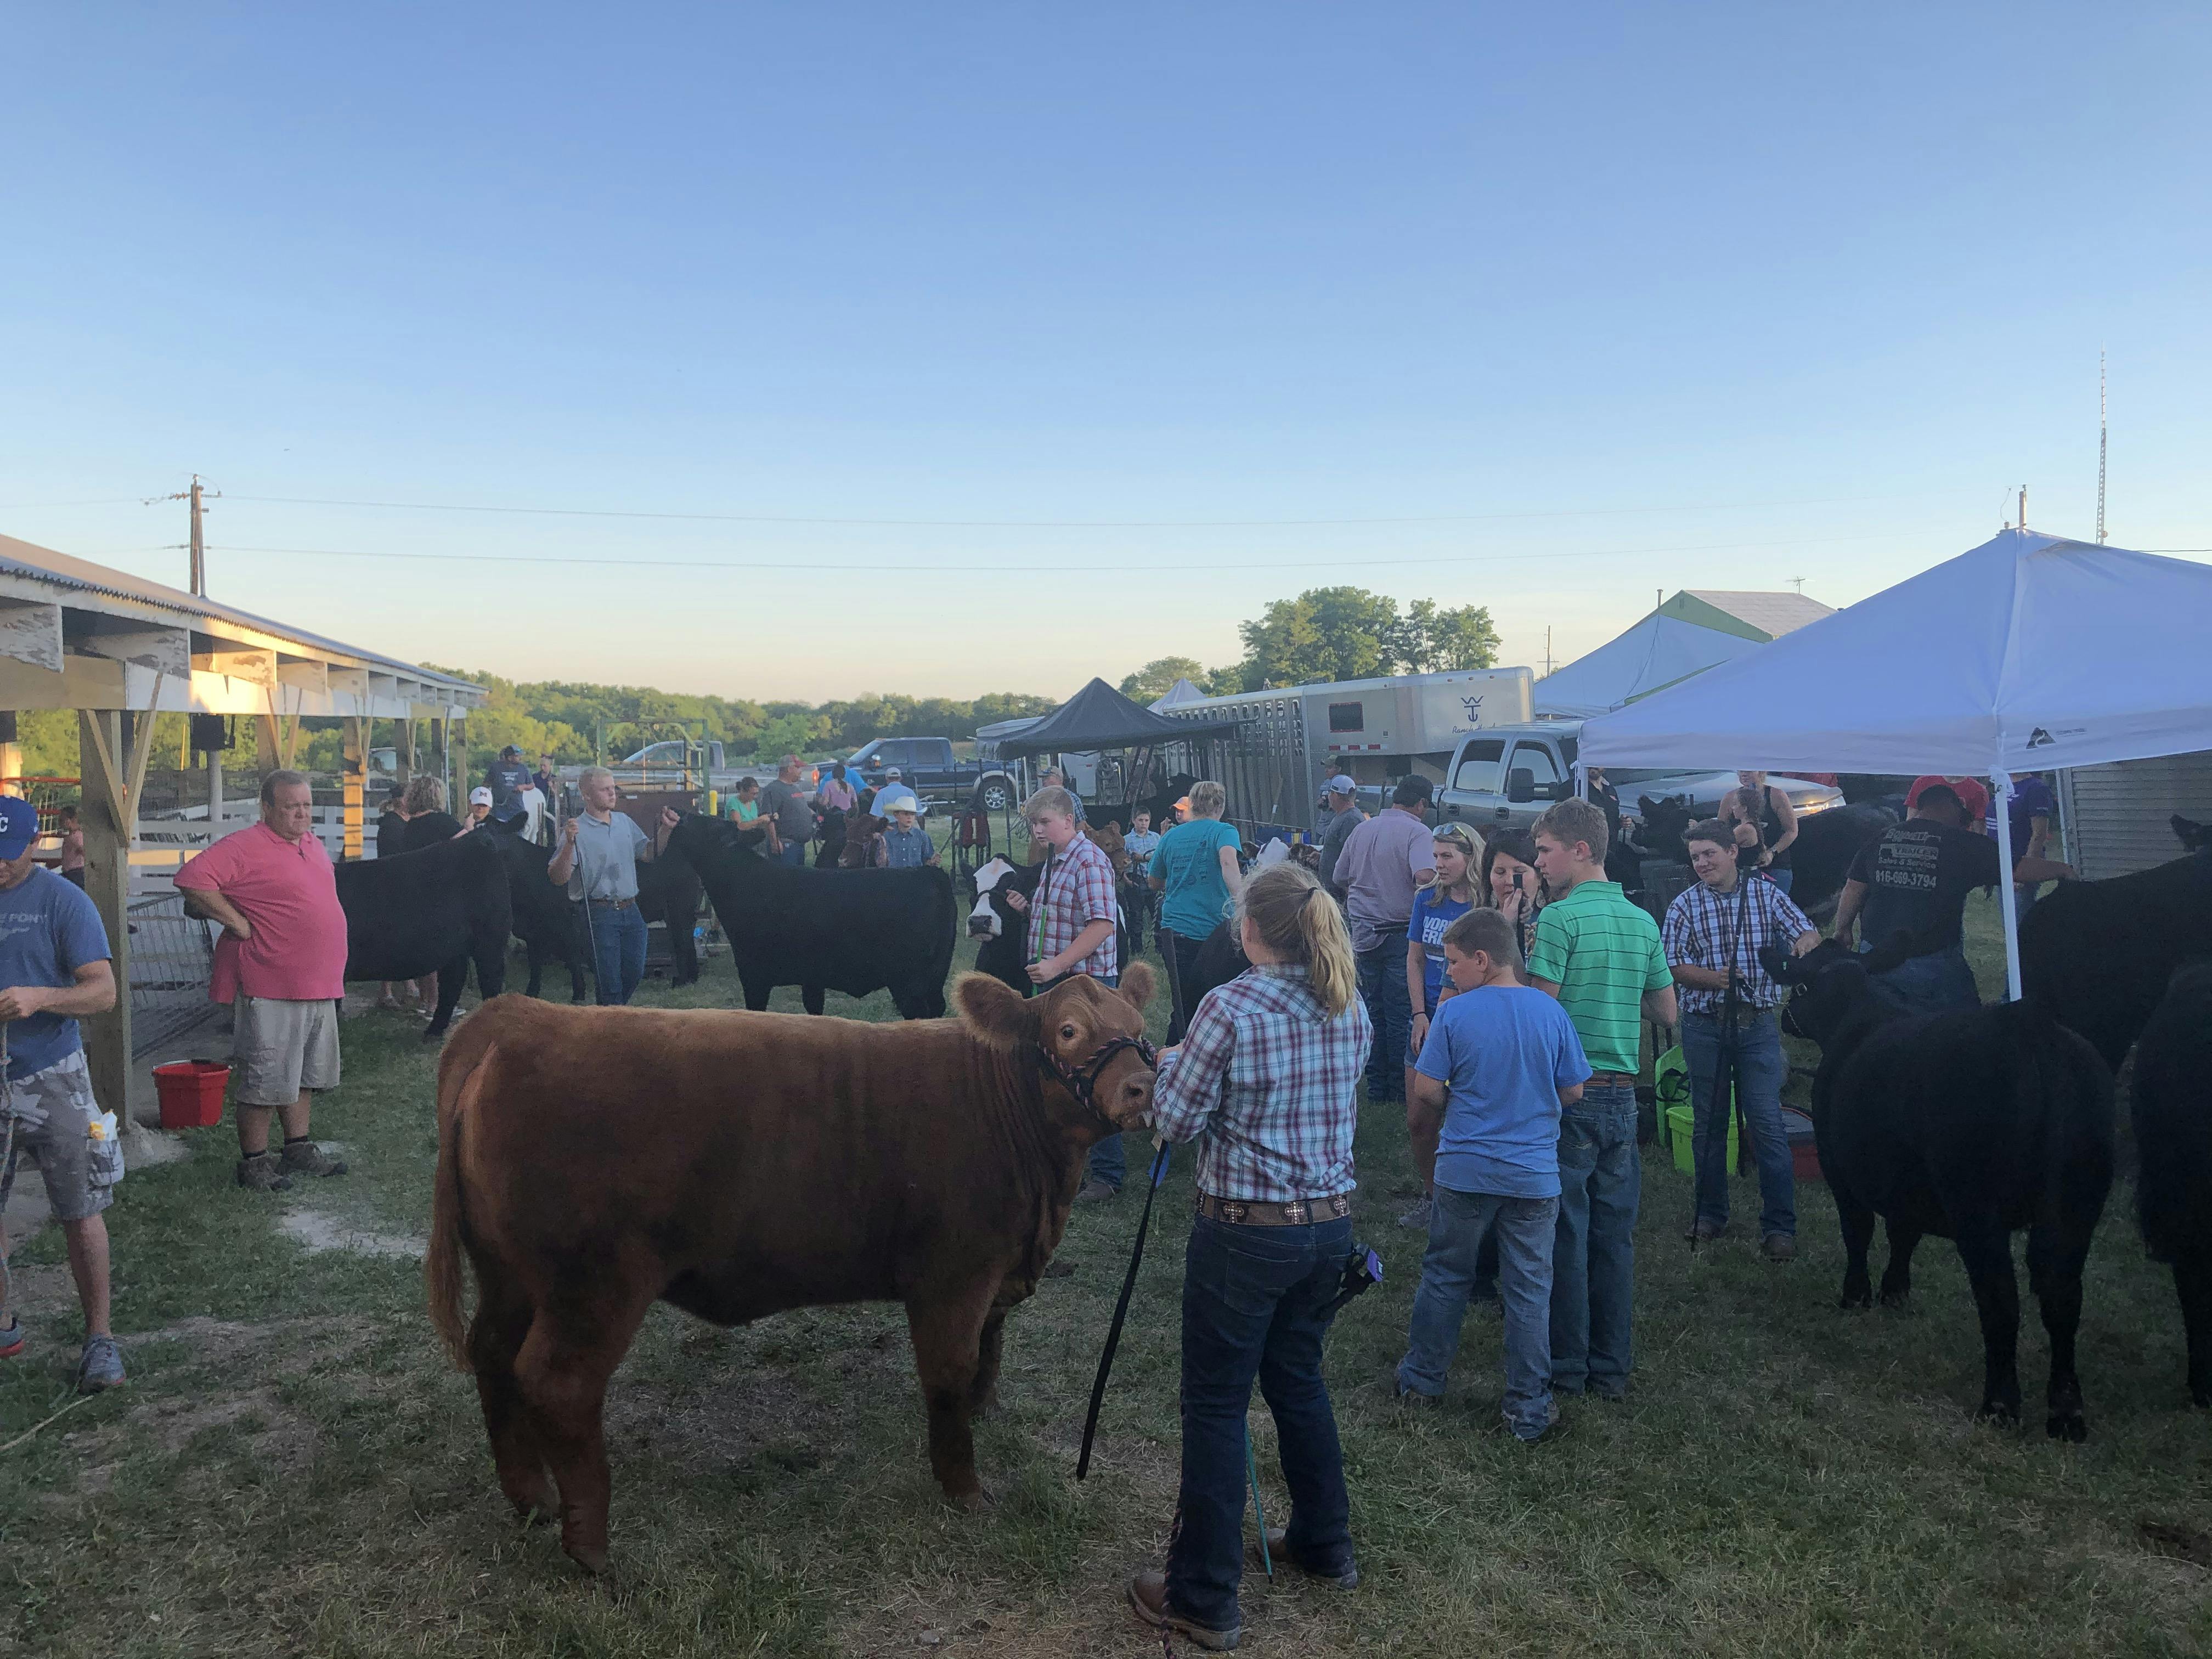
[203,530,1897,574]
[209,488,1945,530]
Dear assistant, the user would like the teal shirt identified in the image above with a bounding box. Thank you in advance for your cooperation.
[1150,819,1244,940]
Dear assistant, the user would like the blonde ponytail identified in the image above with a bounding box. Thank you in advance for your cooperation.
[1239,863,1359,1019]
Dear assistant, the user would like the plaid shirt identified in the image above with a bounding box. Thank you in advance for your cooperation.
[1028,832,1120,979]
[1153,964,1370,1203]
[1661,873,1815,1015]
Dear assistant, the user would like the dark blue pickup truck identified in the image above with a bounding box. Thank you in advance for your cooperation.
[845,738,1019,810]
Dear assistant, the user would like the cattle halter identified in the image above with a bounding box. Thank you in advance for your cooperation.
[1039,1033,1158,1122]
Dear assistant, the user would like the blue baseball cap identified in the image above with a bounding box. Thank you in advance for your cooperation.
[0,796,41,860]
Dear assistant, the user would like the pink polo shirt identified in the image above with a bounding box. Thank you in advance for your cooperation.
[175,821,349,1003]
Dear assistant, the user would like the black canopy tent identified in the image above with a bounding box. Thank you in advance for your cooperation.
[989,678,1238,846]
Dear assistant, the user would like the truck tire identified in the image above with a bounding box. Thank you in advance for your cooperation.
[979,776,1013,812]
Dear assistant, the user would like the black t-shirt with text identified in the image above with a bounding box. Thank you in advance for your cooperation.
[1849,820,2001,955]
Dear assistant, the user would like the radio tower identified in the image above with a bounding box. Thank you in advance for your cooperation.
[2096,351,2108,544]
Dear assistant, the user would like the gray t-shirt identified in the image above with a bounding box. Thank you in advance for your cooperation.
[1318,806,1366,892]
[568,811,650,902]
[760,779,814,843]
[1333,807,1438,952]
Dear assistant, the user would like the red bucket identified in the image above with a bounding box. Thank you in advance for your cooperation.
[152,1060,230,1130]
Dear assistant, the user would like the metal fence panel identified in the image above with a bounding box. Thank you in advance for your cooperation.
[128,893,222,1058]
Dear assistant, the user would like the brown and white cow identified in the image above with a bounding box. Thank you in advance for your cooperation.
[425,966,1156,1572]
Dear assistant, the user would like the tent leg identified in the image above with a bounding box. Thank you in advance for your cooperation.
[1992,768,2023,1002]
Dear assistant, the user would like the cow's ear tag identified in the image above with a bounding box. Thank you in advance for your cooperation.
[953,972,1039,1052]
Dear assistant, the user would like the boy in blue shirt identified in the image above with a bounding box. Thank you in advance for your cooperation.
[1396,907,1590,1441]
[872,791,939,870]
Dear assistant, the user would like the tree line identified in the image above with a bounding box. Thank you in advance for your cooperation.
[1120,585,1500,701]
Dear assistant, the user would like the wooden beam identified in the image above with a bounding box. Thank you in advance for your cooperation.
[342,715,365,860]
[79,623,192,680]
[0,600,63,672]
[77,709,134,1126]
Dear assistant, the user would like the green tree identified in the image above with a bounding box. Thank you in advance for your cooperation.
[1237,586,1403,687]
[1201,663,1254,696]
[1118,656,1204,702]
[1396,600,1500,672]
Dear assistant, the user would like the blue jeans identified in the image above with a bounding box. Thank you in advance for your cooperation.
[587,901,648,1006]
[1681,1009,1795,1238]
[1398,1186,1559,1437]
[1768,866,1794,896]
[1860,940,1980,1014]
[776,840,808,868]
[1355,941,1410,1101]
[1551,1083,1639,1396]
[1167,1213,1355,1633]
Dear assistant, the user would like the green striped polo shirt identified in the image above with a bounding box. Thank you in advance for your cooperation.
[1525,879,1670,1076]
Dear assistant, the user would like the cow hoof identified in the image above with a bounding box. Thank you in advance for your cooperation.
[2046,1412,2089,1443]
[949,1487,994,1514]
[1837,1293,1872,1312]
[2191,1388,2212,1410]
[1878,1289,1911,1310]
[968,1391,1002,1422]
[1976,1402,2022,1429]
[563,1540,610,1576]
[421,1027,447,1043]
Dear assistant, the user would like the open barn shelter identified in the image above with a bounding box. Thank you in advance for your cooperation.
[0,532,486,1126]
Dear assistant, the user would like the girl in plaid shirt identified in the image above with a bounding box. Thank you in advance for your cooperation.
[1129,864,1372,1652]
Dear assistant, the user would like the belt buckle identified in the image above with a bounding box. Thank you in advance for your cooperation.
[1220,1200,1249,1224]
[1281,1200,1308,1225]
[1329,1194,1350,1219]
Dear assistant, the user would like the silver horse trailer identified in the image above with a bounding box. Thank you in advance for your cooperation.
[1158,667,1536,839]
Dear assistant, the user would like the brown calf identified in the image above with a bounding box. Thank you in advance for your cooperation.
[425,967,1156,1572]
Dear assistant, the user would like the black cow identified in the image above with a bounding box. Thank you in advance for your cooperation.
[2019,845,2212,1072]
[634,842,706,988]
[814,807,849,869]
[484,830,588,1002]
[1787,803,1898,922]
[2132,959,2212,1407]
[338,834,511,1039]
[966,856,1043,993]
[1767,936,2114,1438]
[670,814,955,1017]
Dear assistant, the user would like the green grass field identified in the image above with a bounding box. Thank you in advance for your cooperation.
[2,885,2208,1657]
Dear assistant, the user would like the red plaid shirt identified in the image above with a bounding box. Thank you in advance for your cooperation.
[1029,833,1120,979]
[1153,964,1370,1202]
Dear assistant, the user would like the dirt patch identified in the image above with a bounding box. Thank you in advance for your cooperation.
[140,1384,322,1462]
[279,1209,425,1260]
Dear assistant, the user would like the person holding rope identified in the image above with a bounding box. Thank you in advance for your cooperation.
[0,795,124,1391]
[1662,819,1819,1259]
[547,767,681,1007]
[1127,862,1371,1652]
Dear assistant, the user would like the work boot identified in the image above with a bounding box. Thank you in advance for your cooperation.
[1761,1233,1797,1263]
[236,1153,294,1193]
[1255,1529,1360,1589]
[1126,1571,1239,1651]
[1684,1218,1725,1244]
[1072,1177,1118,1206]
[280,1139,349,1180]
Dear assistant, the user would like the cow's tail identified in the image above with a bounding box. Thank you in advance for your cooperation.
[426,1034,499,1372]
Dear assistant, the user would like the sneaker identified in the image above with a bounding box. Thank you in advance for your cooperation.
[1392,1378,1438,1408]
[280,1140,349,1180]
[1072,1177,1118,1206]
[75,1333,125,1393]
[1502,1396,1564,1442]
[1761,1233,1796,1263]
[1396,1196,1434,1231]
[236,1153,294,1193]
[1127,1571,1239,1651]
[1684,1218,1725,1244]
[1256,1528,1359,1589]
[0,1319,24,1359]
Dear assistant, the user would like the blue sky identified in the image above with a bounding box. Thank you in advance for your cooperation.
[4,4,2207,699]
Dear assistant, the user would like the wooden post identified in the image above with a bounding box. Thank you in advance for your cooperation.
[0,710,19,787]
[77,709,136,1127]
[453,718,469,811]
[207,744,224,829]
[256,709,280,773]
[425,719,448,810]
[341,715,365,860]
[396,718,414,791]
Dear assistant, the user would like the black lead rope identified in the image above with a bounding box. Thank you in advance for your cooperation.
[1076,1137,1171,1481]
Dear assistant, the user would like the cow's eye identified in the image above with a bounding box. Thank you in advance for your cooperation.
[1059,1023,1079,1041]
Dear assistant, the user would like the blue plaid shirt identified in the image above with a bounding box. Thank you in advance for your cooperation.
[1661,873,1815,1015]
[1152,963,1371,1203]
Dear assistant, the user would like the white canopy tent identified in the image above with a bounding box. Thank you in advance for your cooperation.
[1533,612,1767,718]
[1578,531,2212,997]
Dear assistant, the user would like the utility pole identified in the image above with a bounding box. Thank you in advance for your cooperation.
[1790,576,1805,595]
[2018,484,2028,531]
[2097,351,2108,544]
[1543,626,1554,678]
[156,475,220,594]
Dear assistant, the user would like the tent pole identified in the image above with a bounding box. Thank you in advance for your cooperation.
[1991,768,2023,1002]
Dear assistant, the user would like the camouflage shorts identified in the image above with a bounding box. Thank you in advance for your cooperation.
[1,1049,119,1223]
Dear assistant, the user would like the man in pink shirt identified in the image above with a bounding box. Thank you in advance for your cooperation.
[175,770,351,1193]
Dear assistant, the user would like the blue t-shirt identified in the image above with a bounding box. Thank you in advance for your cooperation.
[1414,984,1593,1199]
[0,867,113,1080]
[1150,819,1244,940]
[1406,889,1474,1013]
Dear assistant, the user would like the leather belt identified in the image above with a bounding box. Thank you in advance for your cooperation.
[1195,1191,1352,1227]
[1587,1071,1638,1087]
[588,898,637,910]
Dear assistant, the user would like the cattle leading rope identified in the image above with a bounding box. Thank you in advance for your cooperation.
[1076,1135,1171,1481]
[0,1024,16,1323]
